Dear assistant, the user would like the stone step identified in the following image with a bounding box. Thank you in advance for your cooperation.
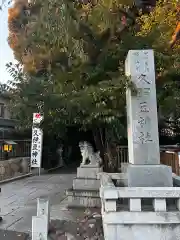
[73,178,100,190]
[66,188,101,208]
[67,195,101,208]
[77,167,102,179]
[66,188,99,198]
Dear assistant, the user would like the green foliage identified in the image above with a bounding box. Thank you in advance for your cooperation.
[7,0,180,138]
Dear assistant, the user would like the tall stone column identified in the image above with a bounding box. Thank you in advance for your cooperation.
[125,50,173,187]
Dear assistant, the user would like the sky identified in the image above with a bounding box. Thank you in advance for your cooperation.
[0,4,15,84]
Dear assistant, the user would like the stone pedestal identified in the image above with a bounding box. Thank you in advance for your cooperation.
[66,165,102,208]
[127,164,173,187]
[125,49,173,187]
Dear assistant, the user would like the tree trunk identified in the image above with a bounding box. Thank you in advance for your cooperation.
[92,127,107,169]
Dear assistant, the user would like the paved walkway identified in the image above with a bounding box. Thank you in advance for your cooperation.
[0,168,76,235]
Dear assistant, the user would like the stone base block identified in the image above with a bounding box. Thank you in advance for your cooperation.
[77,167,102,179]
[73,178,100,190]
[67,189,100,208]
[127,164,173,187]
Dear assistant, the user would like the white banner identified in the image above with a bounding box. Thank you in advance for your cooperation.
[31,128,43,168]
[33,113,44,124]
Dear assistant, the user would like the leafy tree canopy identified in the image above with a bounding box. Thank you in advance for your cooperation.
[6,0,180,139]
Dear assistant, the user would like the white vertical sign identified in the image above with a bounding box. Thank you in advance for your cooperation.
[37,198,50,228]
[31,128,43,168]
[32,216,48,240]
[33,113,44,125]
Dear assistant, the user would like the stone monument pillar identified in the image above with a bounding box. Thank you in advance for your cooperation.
[125,49,173,187]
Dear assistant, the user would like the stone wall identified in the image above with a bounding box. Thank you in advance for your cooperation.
[0,157,31,181]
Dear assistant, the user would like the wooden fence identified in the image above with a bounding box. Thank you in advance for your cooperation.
[104,145,128,172]
[105,145,180,176]
[160,150,180,176]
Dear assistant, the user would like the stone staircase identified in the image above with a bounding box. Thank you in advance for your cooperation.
[66,165,102,208]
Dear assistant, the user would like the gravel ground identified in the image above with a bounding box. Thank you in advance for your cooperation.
[48,208,104,240]
[14,208,104,240]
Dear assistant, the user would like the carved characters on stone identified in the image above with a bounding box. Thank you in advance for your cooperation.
[79,141,102,166]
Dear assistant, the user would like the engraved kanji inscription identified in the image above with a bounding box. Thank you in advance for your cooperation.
[138,131,153,144]
[138,116,146,128]
[144,61,150,72]
[137,74,152,84]
[137,88,150,97]
[139,102,149,113]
